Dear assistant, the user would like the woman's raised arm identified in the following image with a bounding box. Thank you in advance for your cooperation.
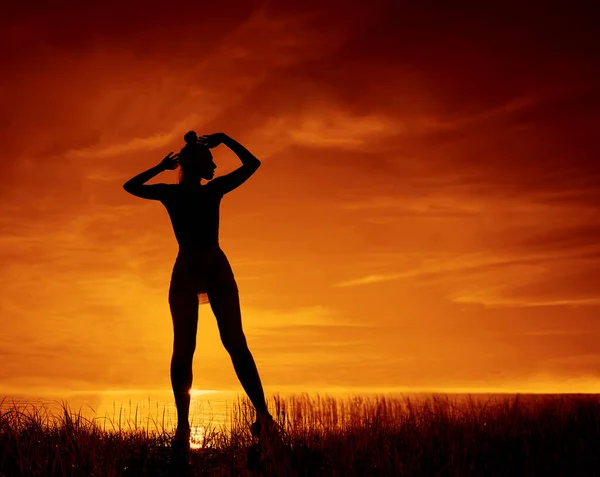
[200,134,261,195]
[123,152,179,200]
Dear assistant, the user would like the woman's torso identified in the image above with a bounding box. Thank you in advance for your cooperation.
[160,183,223,250]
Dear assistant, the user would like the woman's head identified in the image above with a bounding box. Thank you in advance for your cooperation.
[179,130,217,183]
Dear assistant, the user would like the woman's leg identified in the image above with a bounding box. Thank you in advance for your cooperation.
[207,285,271,420]
[168,286,199,437]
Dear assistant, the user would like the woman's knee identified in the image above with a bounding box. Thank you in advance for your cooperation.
[172,341,196,363]
[221,332,248,355]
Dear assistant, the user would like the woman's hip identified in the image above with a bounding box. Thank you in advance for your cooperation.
[169,247,237,297]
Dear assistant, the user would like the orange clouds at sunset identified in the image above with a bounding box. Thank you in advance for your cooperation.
[1,0,599,401]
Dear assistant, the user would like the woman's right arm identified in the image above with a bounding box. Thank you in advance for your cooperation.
[123,152,179,200]
[200,134,261,195]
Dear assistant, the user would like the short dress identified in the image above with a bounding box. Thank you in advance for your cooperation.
[161,183,238,306]
[169,246,238,305]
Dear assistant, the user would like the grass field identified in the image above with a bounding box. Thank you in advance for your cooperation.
[1,393,599,476]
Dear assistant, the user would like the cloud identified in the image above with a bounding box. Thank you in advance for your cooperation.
[285,110,398,149]
[334,273,407,287]
[341,195,484,218]
[452,296,600,309]
[333,238,600,309]
[243,305,343,331]
[516,223,600,254]
[64,117,197,161]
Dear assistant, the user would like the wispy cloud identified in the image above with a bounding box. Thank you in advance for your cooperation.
[334,273,408,287]
[452,296,600,308]
[522,329,593,336]
[64,116,198,160]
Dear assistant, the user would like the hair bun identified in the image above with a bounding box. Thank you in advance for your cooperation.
[184,130,198,145]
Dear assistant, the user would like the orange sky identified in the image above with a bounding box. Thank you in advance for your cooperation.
[1,1,599,397]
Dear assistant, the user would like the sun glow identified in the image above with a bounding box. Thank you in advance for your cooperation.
[190,389,221,398]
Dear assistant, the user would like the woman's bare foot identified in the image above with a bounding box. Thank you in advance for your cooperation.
[171,424,191,469]
[250,414,279,440]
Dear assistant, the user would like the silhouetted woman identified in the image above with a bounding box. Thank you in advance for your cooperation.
[123,131,275,449]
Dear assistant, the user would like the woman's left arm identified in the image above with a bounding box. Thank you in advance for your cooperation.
[123,152,178,200]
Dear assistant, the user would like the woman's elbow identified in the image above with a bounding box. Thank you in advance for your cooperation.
[123,182,137,195]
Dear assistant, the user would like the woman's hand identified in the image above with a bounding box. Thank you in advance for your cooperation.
[159,152,180,170]
[198,132,228,149]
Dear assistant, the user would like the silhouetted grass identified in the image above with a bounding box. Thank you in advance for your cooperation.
[1,393,599,476]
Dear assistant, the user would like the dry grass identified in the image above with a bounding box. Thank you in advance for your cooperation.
[1,393,599,476]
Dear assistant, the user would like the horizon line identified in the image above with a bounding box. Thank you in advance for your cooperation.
[2,384,600,398]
